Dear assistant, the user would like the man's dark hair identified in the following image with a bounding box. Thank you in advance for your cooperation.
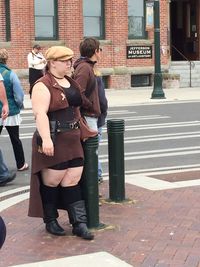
[79,38,100,58]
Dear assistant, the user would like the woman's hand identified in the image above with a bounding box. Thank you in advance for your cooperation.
[42,137,54,156]
[1,103,9,120]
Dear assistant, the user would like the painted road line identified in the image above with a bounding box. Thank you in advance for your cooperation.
[100,150,200,163]
[124,121,200,130]
[4,132,200,140]
[121,165,200,175]
[0,192,29,212]
[101,121,200,132]
[4,129,200,140]
[126,174,200,191]
[99,146,200,159]
[0,186,30,200]
[21,116,34,120]
[101,131,200,143]
[101,134,200,145]
[107,115,170,120]
[125,120,200,127]
[108,99,200,107]
[108,111,136,115]
[10,252,132,267]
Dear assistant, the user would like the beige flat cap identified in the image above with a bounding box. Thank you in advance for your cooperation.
[45,46,74,61]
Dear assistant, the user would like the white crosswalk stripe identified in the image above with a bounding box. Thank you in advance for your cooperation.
[2,109,200,175]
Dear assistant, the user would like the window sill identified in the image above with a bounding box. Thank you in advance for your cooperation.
[126,39,154,45]
[0,41,11,48]
[32,40,65,46]
[99,39,112,45]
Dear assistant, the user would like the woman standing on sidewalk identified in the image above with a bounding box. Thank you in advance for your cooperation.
[28,46,94,240]
[0,49,29,171]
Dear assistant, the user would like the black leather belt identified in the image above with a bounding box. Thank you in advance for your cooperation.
[56,121,80,132]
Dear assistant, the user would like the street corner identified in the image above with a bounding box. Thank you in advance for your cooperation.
[149,169,200,183]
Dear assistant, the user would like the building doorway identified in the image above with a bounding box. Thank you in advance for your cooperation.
[170,0,199,60]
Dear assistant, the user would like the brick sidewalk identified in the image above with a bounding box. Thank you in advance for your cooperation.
[1,181,200,267]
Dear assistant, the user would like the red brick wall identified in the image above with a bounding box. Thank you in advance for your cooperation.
[160,0,170,65]
[0,0,170,91]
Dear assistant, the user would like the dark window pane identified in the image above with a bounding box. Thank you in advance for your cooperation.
[131,74,151,87]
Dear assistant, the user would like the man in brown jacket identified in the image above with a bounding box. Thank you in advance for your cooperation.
[73,37,101,131]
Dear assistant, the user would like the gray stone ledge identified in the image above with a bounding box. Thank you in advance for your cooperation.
[126,39,154,45]
[0,42,11,48]
[100,68,114,75]
[113,66,129,75]
[32,40,65,47]
[13,64,169,78]
[99,39,112,45]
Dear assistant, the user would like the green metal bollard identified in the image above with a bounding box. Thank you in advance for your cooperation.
[107,119,125,202]
[151,0,165,99]
[81,136,99,229]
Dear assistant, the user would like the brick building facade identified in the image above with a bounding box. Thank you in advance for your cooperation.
[0,0,170,92]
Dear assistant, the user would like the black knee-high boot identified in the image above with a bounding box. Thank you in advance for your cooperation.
[40,183,66,236]
[60,185,94,240]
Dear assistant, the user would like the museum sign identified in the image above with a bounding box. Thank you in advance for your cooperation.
[127,46,152,59]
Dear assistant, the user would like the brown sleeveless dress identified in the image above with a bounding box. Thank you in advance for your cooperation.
[28,72,83,218]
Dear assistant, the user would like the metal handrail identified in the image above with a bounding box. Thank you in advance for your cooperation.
[171,44,195,87]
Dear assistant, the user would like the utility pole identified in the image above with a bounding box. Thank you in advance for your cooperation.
[151,0,165,99]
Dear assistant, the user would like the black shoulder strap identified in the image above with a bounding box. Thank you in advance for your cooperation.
[31,51,43,60]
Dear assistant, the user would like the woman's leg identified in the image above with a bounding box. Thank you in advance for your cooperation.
[5,126,25,169]
[60,167,94,240]
[40,169,67,236]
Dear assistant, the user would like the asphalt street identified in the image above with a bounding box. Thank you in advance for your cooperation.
[1,100,200,193]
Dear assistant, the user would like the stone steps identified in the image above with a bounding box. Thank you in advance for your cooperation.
[169,61,200,87]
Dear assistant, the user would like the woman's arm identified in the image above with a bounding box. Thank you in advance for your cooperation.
[10,72,24,108]
[31,82,54,156]
[0,80,9,120]
[27,53,45,68]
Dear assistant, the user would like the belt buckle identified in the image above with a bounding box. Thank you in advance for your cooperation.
[69,122,74,129]
[74,122,79,129]
[69,121,79,129]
